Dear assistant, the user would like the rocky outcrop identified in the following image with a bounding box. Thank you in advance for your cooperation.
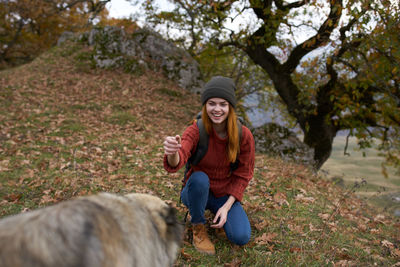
[130,28,203,94]
[59,26,204,93]
[252,123,315,167]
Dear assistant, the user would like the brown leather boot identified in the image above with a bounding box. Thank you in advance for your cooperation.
[192,224,215,255]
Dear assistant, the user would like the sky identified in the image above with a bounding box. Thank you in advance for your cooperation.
[106,0,259,32]
[106,0,134,18]
[106,0,173,20]
[105,0,320,46]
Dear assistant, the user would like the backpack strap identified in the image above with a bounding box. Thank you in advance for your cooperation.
[183,118,208,181]
[191,119,209,165]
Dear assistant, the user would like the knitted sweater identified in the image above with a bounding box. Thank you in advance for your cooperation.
[164,122,255,201]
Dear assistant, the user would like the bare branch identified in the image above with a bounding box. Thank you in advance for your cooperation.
[275,0,308,11]
[249,0,272,22]
[344,133,351,156]
[284,0,343,73]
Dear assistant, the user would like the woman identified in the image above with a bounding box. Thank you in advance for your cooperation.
[163,76,255,255]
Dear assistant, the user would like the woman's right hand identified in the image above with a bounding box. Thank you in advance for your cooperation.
[163,135,181,155]
[164,135,181,167]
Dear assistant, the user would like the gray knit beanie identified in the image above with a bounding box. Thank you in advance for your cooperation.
[201,76,236,108]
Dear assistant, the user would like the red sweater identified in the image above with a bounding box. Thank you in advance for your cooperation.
[164,122,255,201]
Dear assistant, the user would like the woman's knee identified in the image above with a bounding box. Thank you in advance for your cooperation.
[230,230,251,246]
[187,171,209,193]
[232,232,251,246]
[224,203,251,246]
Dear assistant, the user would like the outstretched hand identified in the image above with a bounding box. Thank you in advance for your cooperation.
[163,135,181,155]
[164,135,181,167]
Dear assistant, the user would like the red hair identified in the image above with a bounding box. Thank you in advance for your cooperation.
[201,104,239,163]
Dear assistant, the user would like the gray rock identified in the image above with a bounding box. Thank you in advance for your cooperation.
[131,28,203,93]
[394,209,400,217]
[57,31,75,46]
[60,26,204,93]
[252,123,315,166]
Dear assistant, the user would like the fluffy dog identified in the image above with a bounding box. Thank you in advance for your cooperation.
[0,193,183,267]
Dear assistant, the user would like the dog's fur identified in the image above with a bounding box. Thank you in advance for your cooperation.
[0,193,183,267]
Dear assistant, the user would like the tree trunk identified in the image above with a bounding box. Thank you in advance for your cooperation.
[244,45,339,170]
[303,115,338,169]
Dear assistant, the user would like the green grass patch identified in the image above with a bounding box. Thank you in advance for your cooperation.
[112,103,132,111]
[75,102,103,111]
[123,58,144,75]
[157,87,183,98]
[60,119,86,133]
[106,111,137,125]
[0,86,14,105]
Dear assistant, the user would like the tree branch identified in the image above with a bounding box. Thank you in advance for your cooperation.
[249,0,272,22]
[283,0,343,73]
[275,0,307,11]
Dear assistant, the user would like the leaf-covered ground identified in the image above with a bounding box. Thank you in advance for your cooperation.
[1,42,399,266]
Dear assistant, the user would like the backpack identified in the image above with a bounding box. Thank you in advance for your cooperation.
[183,113,243,181]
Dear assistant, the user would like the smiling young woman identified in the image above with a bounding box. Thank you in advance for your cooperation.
[201,100,240,163]
[162,76,255,255]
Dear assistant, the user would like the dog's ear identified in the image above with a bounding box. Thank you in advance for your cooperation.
[162,205,178,225]
[160,205,183,244]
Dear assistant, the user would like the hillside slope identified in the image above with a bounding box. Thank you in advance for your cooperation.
[0,41,399,266]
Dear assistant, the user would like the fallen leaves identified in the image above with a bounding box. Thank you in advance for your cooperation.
[223,258,242,267]
[382,239,394,248]
[308,222,322,232]
[373,214,387,224]
[253,219,269,231]
[0,160,10,171]
[3,193,22,203]
[254,232,278,246]
[295,193,316,203]
[273,192,289,206]
[381,240,400,258]
[318,213,331,221]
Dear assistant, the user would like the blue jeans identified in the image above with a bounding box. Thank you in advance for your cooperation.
[181,171,251,246]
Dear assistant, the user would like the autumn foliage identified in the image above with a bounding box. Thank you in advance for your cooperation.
[0,0,111,69]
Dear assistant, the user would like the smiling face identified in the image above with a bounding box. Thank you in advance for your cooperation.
[205,98,229,125]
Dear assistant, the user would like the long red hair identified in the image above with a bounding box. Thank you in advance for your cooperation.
[201,104,240,163]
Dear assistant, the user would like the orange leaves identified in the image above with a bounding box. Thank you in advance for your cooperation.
[223,258,242,267]
[2,0,111,67]
[0,160,10,172]
[254,232,278,246]
[180,248,195,261]
[373,214,387,225]
[3,193,22,203]
[273,191,289,206]
[295,193,315,203]
[253,219,269,231]
[287,223,304,235]
[381,240,400,259]
[40,190,58,205]
[318,213,331,221]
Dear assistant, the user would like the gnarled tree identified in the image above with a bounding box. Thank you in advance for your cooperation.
[139,0,400,170]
